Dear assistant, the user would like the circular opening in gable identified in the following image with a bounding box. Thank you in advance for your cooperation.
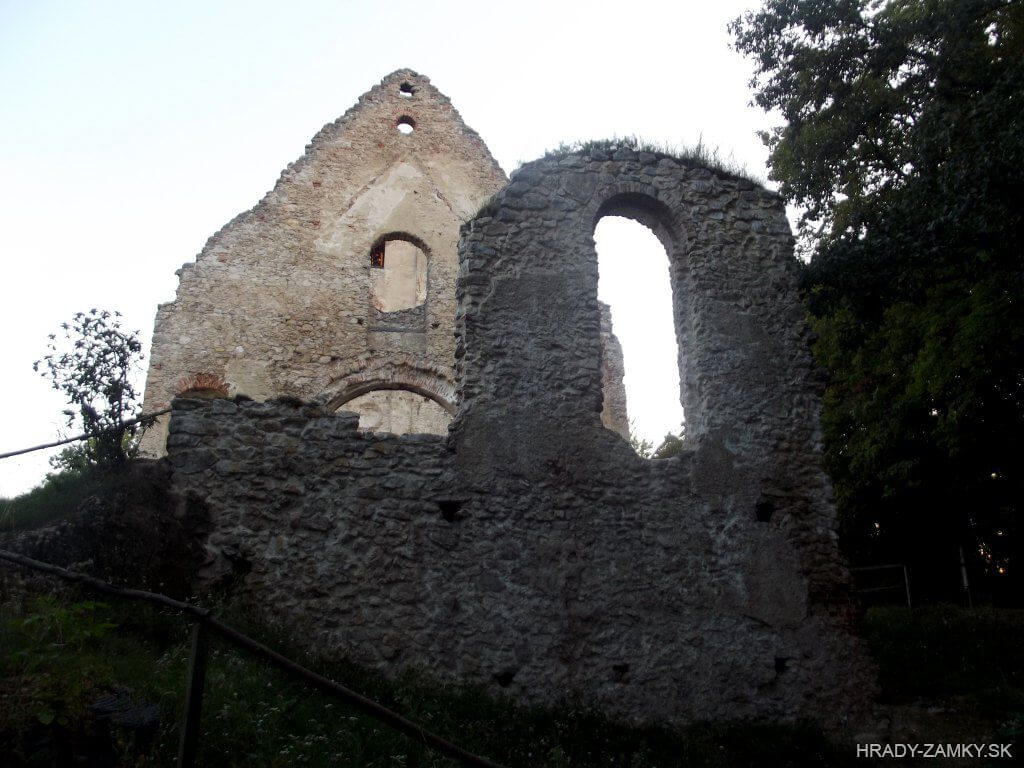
[396,116,415,135]
[399,82,414,98]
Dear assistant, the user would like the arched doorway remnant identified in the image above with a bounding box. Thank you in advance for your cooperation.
[320,360,455,435]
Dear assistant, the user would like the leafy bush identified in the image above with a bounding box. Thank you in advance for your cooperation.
[34,309,148,471]
[863,605,1024,703]
[0,595,186,766]
[1,470,98,532]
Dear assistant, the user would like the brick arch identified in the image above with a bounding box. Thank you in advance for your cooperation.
[320,361,455,415]
[174,372,229,398]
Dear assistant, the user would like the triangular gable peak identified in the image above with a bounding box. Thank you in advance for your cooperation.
[140,70,508,454]
[264,69,506,223]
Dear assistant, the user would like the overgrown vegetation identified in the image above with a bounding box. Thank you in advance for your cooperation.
[865,606,1024,702]
[1,462,202,600]
[732,0,1024,602]
[6,589,1023,766]
[628,422,686,460]
[0,590,858,768]
[0,595,187,767]
[863,605,1024,748]
[0,462,173,535]
[0,470,102,533]
[34,309,149,471]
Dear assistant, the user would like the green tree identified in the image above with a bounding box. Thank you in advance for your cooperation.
[732,0,1023,599]
[34,309,147,471]
[628,421,654,459]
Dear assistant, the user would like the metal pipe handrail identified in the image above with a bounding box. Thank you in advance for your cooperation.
[0,408,172,461]
[0,548,507,768]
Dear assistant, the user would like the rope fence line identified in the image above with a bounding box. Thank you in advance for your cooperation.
[0,408,171,461]
[0,548,507,768]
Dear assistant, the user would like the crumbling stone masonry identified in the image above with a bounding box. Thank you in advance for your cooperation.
[165,139,877,732]
[141,70,629,453]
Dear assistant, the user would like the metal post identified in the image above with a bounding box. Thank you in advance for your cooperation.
[902,565,912,610]
[178,622,209,768]
[959,545,973,609]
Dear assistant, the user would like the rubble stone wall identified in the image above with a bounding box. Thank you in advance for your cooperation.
[166,146,876,733]
[140,70,507,454]
[141,70,630,452]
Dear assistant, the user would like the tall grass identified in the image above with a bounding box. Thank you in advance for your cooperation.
[1,470,99,533]
[529,135,762,184]
[0,593,855,768]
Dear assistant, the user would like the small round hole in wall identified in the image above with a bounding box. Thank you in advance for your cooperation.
[399,82,414,98]
[396,116,415,135]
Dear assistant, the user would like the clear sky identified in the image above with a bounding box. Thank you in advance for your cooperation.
[0,0,781,496]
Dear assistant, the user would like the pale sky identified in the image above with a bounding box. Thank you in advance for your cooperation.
[0,0,781,496]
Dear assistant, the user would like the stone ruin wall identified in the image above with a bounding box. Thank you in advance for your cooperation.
[142,70,629,451]
[135,74,470,449]
[165,144,877,733]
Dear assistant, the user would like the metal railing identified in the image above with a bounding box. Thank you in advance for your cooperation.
[0,408,171,461]
[850,563,912,608]
[0,548,506,768]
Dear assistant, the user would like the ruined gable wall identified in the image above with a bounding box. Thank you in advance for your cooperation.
[166,147,876,733]
[140,71,507,453]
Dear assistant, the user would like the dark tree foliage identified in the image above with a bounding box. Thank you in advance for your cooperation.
[732,0,1024,601]
[34,309,146,470]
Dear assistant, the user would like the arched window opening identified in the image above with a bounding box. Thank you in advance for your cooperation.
[594,215,684,457]
[369,236,428,313]
[339,388,450,435]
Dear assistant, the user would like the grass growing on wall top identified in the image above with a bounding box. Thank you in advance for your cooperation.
[471,136,764,220]
[530,135,762,184]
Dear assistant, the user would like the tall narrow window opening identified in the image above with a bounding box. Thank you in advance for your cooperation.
[368,235,428,313]
[594,215,684,456]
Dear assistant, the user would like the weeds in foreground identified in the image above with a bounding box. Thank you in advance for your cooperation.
[0,590,854,767]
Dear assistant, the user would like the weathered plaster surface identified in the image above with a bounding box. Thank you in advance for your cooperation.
[344,389,450,434]
[370,239,428,312]
[140,71,510,452]
[166,145,876,733]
